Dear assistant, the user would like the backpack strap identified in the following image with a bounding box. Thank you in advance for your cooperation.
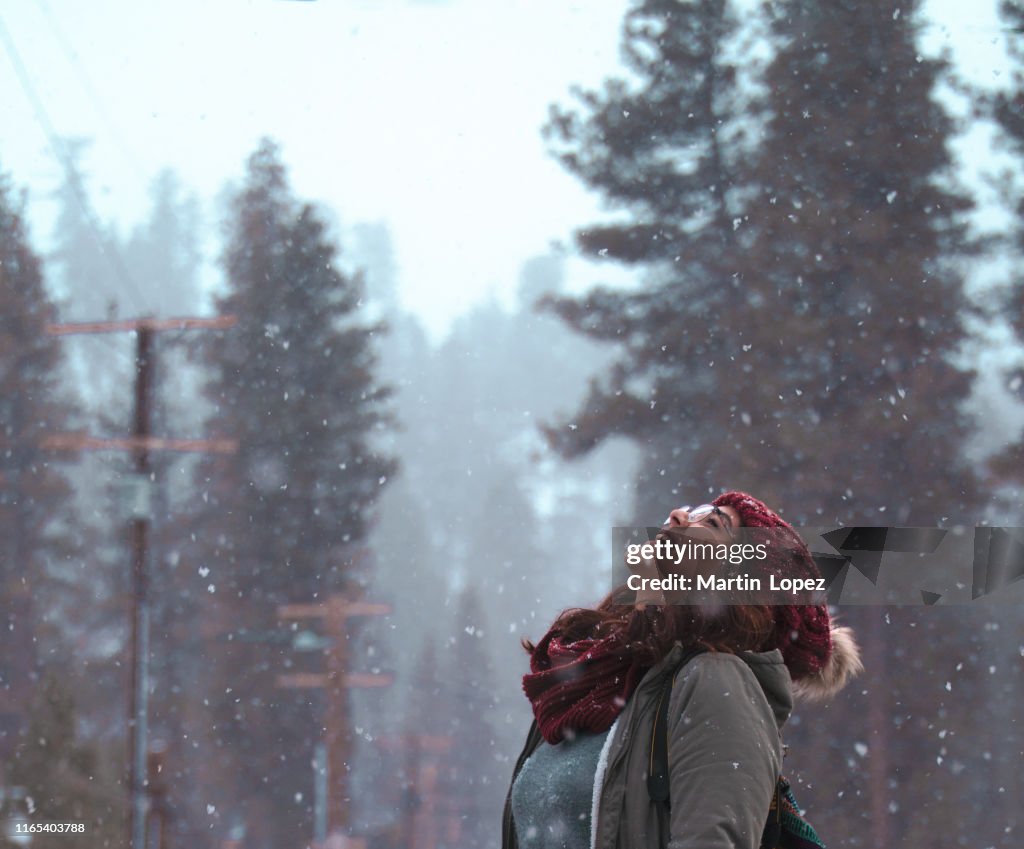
[761,781,783,849]
[647,645,708,805]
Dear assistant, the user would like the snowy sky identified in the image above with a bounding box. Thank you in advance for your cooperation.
[0,0,1015,344]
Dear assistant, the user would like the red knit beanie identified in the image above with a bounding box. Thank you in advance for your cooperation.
[712,490,862,699]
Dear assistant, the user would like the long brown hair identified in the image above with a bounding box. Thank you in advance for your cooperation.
[521,585,775,667]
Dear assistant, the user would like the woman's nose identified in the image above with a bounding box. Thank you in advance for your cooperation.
[665,507,691,527]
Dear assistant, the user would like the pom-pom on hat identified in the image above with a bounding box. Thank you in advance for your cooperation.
[712,490,863,699]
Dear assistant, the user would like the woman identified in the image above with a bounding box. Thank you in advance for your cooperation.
[501,491,862,849]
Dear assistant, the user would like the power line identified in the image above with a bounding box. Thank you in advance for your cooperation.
[33,0,147,183]
[0,11,152,317]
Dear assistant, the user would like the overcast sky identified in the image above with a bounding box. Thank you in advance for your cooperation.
[0,0,1014,343]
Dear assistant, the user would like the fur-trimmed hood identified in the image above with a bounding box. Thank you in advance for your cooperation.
[791,624,864,700]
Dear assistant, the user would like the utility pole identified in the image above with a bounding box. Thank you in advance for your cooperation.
[147,739,170,849]
[277,594,392,846]
[129,322,152,849]
[377,734,454,849]
[44,315,237,849]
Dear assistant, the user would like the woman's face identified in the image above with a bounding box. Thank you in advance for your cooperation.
[631,503,743,607]
[662,504,741,543]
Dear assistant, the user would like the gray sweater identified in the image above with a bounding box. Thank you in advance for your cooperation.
[510,728,611,849]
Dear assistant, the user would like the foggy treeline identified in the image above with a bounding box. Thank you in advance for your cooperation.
[1,1,1023,848]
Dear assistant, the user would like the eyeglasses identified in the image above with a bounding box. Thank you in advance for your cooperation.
[663,504,735,539]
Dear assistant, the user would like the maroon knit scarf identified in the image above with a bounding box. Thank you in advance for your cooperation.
[521,627,651,745]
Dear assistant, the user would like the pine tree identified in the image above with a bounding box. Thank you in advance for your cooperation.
[123,168,203,319]
[991,0,1024,491]
[48,139,135,323]
[735,6,990,846]
[539,0,767,523]
[542,2,991,845]
[731,0,978,524]
[975,5,1024,841]
[199,139,395,602]
[541,0,978,524]
[0,165,79,774]
[43,148,134,759]
[190,138,396,849]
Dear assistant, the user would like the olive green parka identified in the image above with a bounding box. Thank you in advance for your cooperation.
[501,643,794,849]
